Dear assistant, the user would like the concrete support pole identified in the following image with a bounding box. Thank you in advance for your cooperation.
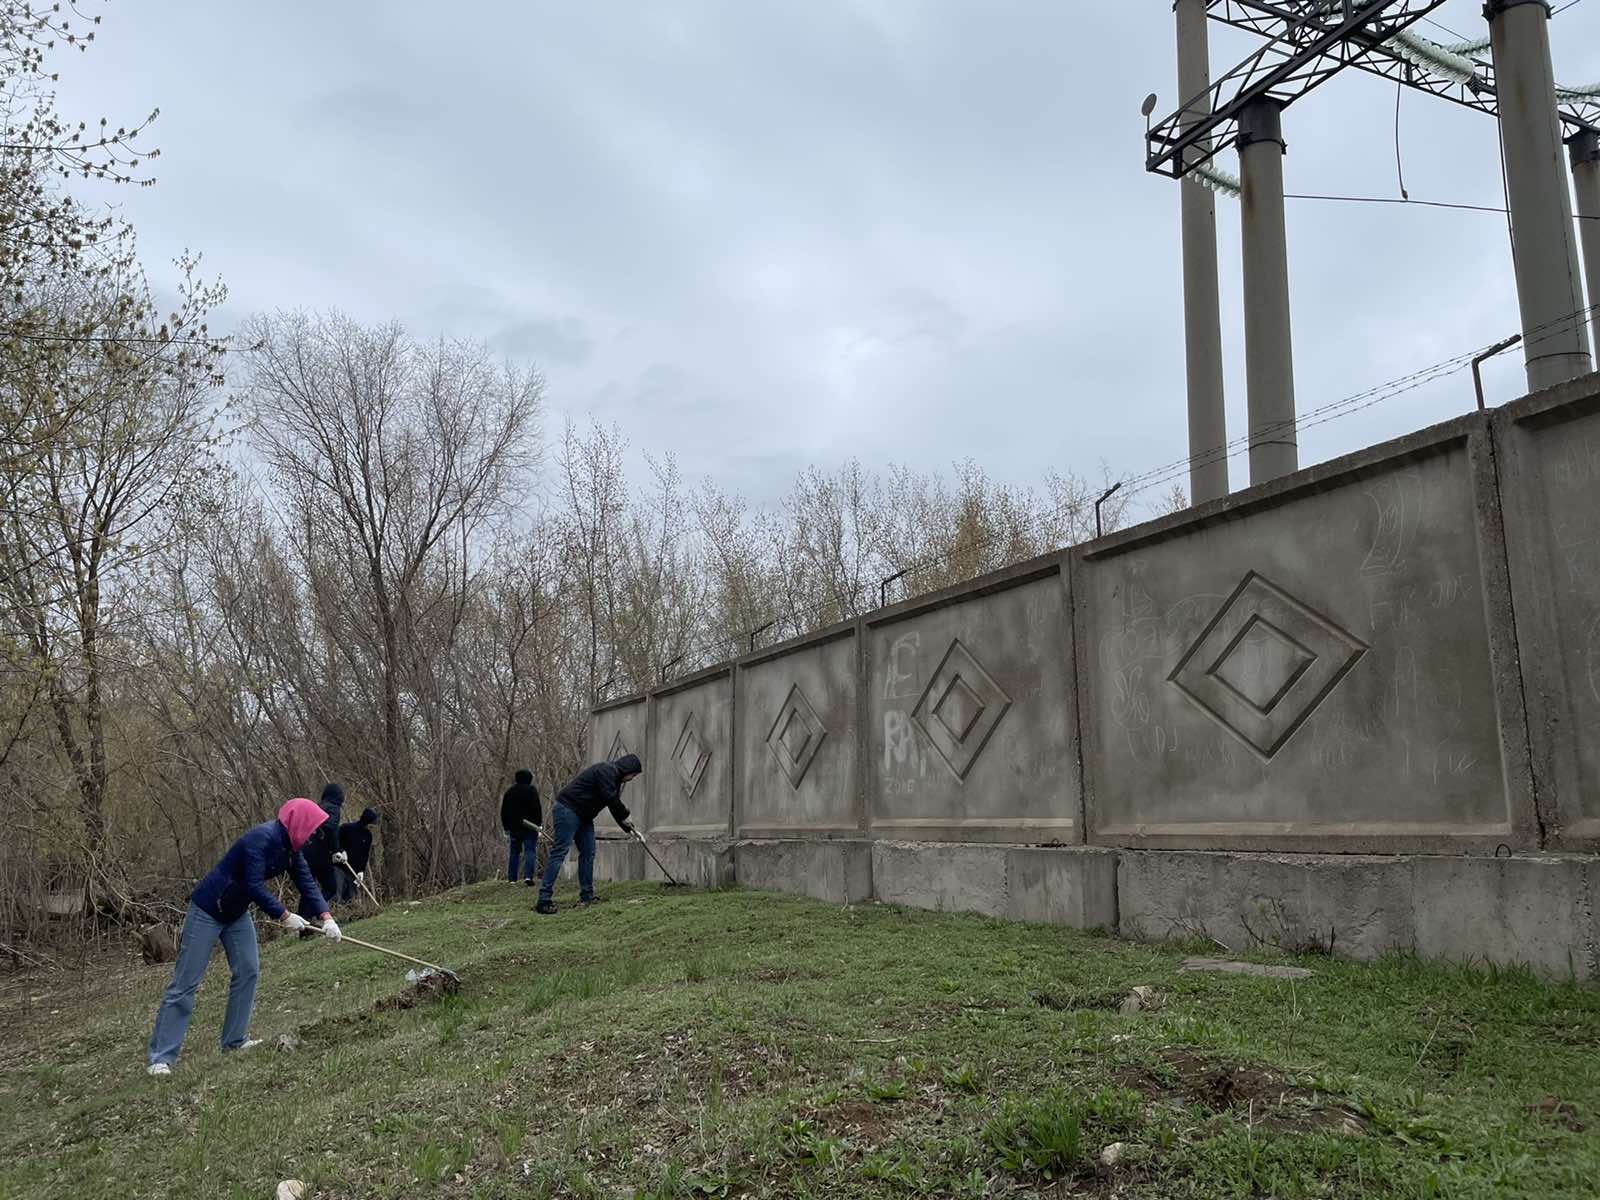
[1238,97,1298,485]
[1569,130,1600,364]
[1176,0,1228,504]
[1487,0,1593,390]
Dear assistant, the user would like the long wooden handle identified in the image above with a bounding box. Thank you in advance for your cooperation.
[340,859,382,908]
[337,932,457,978]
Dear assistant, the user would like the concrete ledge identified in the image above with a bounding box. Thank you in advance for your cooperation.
[640,837,736,888]
[1118,850,1600,979]
[735,839,873,904]
[593,838,645,883]
[870,842,1119,929]
[1008,846,1119,928]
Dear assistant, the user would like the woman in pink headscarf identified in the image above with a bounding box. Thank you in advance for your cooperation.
[146,798,343,1076]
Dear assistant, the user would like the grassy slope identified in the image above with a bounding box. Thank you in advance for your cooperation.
[1,880,1598,1200]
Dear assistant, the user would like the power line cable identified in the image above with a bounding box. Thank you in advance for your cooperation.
[1282,192,1600,220]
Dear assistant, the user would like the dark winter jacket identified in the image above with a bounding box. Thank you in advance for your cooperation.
[300,783,345,886]
[191,819,328,924]
[500,770,542,834]
[297,783,345,919]
[338,807,380,874]
[555,755,640,826]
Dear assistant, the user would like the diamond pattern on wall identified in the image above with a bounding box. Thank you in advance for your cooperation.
[911,639,1011,781]
[766,683,828,789]
[607,729,630,763]
[1169,571,1368,760]
[671,711,711,798]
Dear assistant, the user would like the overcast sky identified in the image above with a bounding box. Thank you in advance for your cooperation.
[60,1,1600,513]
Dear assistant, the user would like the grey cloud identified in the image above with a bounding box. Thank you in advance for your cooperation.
[489,317,595,366]
[56,0,1600,512]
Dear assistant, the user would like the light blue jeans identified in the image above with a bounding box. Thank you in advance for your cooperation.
[147,901,260,1066]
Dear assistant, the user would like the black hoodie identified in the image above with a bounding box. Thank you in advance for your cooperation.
[338,807,380,874]
[301,782,344,885]
[297,782,346,919]
[555,755,640,825]
[500,770,542,834]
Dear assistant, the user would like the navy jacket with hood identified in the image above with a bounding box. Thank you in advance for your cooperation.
[191,820,328,925]
[555,754,640,825]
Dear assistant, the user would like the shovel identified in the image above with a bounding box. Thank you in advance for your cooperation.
[631,827,681,887]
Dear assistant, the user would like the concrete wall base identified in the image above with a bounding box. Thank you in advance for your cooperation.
[600,837,1600,979]
[640,837,737,888]
[735,839,873,904]
[870,842,1119,929]
[1118,850,1600,980]
[592,838,644,883]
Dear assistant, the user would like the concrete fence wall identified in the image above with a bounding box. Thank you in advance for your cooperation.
[589,376,1600,976]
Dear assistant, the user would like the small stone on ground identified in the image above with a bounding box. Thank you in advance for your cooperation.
[1120,985,1163,1014]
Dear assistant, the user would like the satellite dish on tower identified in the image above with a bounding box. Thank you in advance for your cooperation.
[1142,92,1159,137]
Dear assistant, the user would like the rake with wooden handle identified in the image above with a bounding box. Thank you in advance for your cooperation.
[335,932,459,981]
[340,859,382,908]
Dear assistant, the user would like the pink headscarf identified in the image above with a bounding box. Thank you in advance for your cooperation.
[277,797,327,852]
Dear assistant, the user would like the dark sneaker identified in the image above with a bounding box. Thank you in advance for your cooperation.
[535,901,558,915]
[525,877,538,886]
[579,896,601,908]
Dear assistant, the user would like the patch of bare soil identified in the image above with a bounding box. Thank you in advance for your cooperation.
[1121,1048,1366,1136]
[376,971,461,1010]
[1033,988,1125,1012]
[1527,1096,1586,1133]
[297,974,462,1043]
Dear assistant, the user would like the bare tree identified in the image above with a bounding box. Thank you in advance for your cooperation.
[243,310,542,893]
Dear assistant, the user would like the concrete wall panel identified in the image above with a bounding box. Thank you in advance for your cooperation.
[1494,379,1600,849]
[865,562,1080,842]
[646,670,733,837]
[590,696,651,834]
[735,629,859,837]
[1075,420,1533,852]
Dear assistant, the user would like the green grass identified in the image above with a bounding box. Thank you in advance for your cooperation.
[2,881,1598,1198]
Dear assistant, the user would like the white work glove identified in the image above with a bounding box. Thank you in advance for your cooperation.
[354,871,365,885]
[321,918,342,942]
[333,851,349,866]
[282,913,309,933]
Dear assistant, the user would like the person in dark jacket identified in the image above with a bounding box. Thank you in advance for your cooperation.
[536,754,640,914]
[500,769,542,884]
[147,798,341,1076]
[297,783,345,922]
[335,807,379,902]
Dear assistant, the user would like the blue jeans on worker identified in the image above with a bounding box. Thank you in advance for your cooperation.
[148,901,259,1067]
[506,830,539,881]
[538,802,595,905]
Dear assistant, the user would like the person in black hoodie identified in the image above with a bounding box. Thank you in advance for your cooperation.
[297,783,345,924]
[500,769,542,884]
[335,807,379,901]
[536,754,640,914]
